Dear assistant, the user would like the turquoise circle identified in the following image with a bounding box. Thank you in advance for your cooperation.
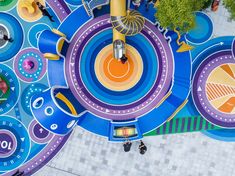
[21,83,48,115]
[186,12,213,44]
[80,29,158,105]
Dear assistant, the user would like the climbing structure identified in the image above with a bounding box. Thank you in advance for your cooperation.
[0,0,234,175]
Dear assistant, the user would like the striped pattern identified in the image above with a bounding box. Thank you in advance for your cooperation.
[144,116,221,136]
[111,10,145,36]
[206,82,235,101]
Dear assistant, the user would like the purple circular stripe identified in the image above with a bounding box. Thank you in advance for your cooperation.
[28,120,54,144]
[193,51,235,127]
[46,0,71,21]
[65,15,173,120]
[1,0,71,174]
[14,48,47,83]
[0,130,17,158]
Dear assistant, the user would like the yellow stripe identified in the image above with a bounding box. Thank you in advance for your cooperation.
[155,91,172,108]
[55,92,78,116]
[43,53,60,60]
[52,29,66,37]
[174,28,183,46]
[167,99,188,122]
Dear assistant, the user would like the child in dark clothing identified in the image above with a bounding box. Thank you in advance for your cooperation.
[139,140,147,155]
[36,2,55,22]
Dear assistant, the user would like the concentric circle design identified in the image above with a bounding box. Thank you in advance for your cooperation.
[94,44,143,91]
[0,1,73,175]
[0,64,20,115]
[0,12,23,62]
[0,116,30,172]
[14,48,47,82]
[29,120,54,144]
[17,0,45,22]
[66,15,173,120]
[21,83,48,115]
[186,12,213,44]
[0,0,17,11]
[0,130,17,158]
[193,51,235,128]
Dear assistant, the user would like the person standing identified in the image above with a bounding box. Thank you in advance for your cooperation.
[120,54,128,64]
[123,138,132,152]
[139,140,147,154]
[36,2,55,22]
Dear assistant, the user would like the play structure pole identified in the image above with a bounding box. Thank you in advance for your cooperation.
[110,0,126,59]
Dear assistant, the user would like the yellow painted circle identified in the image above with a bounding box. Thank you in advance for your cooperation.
[206,64,235,114]
[17,0,45,22]
[95,45,143,91]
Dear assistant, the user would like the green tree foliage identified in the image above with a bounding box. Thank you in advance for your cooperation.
[223,0,235,20]
[202,0,212,10]
[155,0,210,33]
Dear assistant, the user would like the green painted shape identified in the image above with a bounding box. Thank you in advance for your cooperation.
[183,117,189,133]
[172,118,176,133]
[190,117,194,131]
[196,116,201,131]
[165,121,170,134]
[177,118,182,133]
[0,0,17,11]
[144,116,222,136]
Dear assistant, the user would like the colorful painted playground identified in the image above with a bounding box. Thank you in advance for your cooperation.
[0,0,235,175]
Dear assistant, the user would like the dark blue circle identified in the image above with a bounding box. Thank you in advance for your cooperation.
[80,29,158,105]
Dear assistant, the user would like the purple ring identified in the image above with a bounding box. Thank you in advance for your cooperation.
[28,120,54,144]
[193,50,235,128]
[14,48,47,83]
[65,15,174,120]
[0,130,17,158]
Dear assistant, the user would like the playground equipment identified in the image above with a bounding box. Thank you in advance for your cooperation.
[33,0,191,141]
[1,1,235,175]
[110,0,144,59]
